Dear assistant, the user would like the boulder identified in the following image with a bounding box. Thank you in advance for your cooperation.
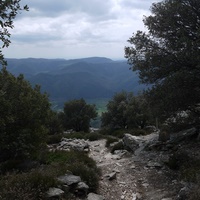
[57,174,81,186]
[122,134,140,152]
[76,181,89,194]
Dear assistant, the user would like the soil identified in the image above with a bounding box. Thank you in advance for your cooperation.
[88,133,185,200]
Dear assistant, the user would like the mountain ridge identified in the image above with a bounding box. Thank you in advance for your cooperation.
[3,57,146,106]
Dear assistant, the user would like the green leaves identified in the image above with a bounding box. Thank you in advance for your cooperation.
[101,91,150,129]
[125,0,200,121]
[0,68,51,161]
[0,0,29,64]
[63,98,97,132]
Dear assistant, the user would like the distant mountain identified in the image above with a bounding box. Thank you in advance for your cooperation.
[4,57,146,105]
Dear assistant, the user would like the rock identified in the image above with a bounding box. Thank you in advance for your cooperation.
[57,138,90,151]
[105,172,117,180]
[76,181,89,194]
[87,192,105,200]
[170,128,197,144]
[161,198,173,200]
[147,161,163,168]
[177,186,191,200]
[57,174,81,186]
[130,165,136,169]
[123,134,140,152]
[46,187,64,198]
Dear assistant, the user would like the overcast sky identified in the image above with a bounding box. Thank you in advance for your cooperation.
[4,0,159,60]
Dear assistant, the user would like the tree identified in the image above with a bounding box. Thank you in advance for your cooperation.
[0,0,28,64]
[0,68,51,162]
[101,91,150,129]
[63,98,97,132]
[125,0,200,121]
[46,111,64,135]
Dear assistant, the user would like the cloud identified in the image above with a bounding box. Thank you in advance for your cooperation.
[5,0,160,59]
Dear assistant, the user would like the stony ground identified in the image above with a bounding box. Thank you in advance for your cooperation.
[88,133,185,200]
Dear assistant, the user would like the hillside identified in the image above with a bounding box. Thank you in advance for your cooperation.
[4,57,146,107]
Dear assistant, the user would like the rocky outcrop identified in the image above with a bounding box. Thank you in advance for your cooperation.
[122,133,141,152]
[50,138,90,152]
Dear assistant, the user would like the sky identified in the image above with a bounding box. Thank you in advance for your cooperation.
[4,0,160,60]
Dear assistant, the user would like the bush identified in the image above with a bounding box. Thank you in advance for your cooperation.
[85,132,103,141]
[105,136,119,148]
[44,150,100,192]
[46,134,63,144]
[0,68,51,162]
[111,141,124,153]
[67,162,99,192]
[64,132,86,140]
[129,129,147,136]
[0,169,57,199]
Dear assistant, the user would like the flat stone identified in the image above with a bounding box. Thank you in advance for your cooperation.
[46,187,64,198]
[57,174,81,185]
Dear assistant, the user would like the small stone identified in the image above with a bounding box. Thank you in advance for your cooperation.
[142,183,149,188]
[105,172,117,180]
[46,187,64,198]
[130,165,136,169]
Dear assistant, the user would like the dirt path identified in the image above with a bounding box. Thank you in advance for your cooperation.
[89,134,184,200]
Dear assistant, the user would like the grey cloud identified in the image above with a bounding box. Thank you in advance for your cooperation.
[21,0,114,20]
[119,0,159,11]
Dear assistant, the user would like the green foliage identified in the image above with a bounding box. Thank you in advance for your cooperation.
[0,169,57,200]
[0,68,51,162]
[47,111,64,135]
[0,1,28,64]
[129,129,148,136]
[105,136,119,148]
[101,91,151,129]
[46,134,63,144]
[166,149,200,183]
[63,98,97,132]
[125,0,200,122]
[45,150,100,192]
[84,132,103,141]
[110,141,124,154]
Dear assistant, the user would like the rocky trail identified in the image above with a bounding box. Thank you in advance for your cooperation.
[88,133,185,200]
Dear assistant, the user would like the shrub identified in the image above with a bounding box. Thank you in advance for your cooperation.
[67,162,99,192]
[46,134,63,144]
[0,68,51,162]
[129,129,147,136]
[85,132,103,141]
[105,136,119,148]
[0,169,57,199]
[44,150,100,192]
[64,132,85,140]
[111,141,124,153]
